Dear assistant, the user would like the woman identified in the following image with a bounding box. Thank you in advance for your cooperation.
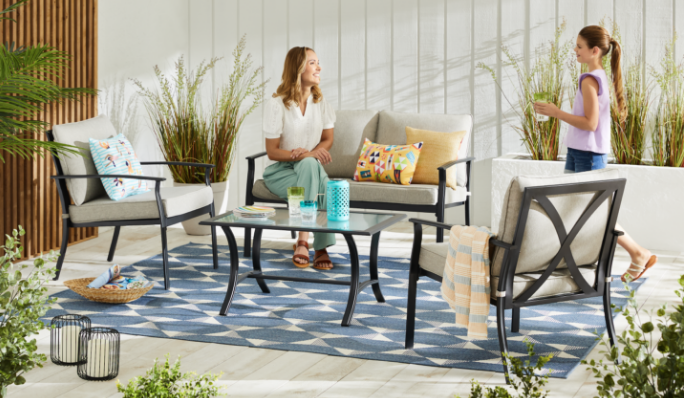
[262,46,336,270]
[534,25,657,282]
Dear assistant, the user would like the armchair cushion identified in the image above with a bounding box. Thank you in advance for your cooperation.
[252,178,468,205]
[69,186,213,224]
[324,110,379,179]
[491,169,620,276]
[52,115,117,206]
[376,110,472,187]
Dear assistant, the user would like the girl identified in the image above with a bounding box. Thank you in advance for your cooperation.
[534,25,657,282]
[262,46,336,270]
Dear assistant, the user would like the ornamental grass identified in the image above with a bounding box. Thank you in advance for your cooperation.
[133,35,266,183]
[479,21,572,161]
[651,36,684,168]
[611,61,651,165]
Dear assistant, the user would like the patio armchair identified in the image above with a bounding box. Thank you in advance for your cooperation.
[404,169,626,379]
[48,115,218,290]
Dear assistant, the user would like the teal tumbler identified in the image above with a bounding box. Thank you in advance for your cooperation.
[326,179,349,221]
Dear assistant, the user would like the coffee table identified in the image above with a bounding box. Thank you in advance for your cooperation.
[200,208,406,326]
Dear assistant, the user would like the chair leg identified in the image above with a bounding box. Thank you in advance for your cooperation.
[603,283,620,364]
[291,230,296,239]
[244,228,251,257]
[160,227,170,290]
[405,270,419,349]
[53,224,69,281]
[465,197,471,226]
[496,299,511,384]
[436,211,445,243]
[512,307,520,333]
[107,226,121,262]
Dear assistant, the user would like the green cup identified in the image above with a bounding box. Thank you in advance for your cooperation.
[287,186,305,216]
[533,92,551,122]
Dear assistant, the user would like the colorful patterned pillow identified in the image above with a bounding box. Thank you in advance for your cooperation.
[352,139,423,185]
[88,133,150,201]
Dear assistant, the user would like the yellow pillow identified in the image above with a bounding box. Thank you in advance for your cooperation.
[405,126,467,189]
[353,139,423,185]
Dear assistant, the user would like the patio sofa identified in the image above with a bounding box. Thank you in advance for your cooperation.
[243,109,474,256]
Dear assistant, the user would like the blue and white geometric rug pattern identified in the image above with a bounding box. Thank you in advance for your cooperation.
[44,242,643,378]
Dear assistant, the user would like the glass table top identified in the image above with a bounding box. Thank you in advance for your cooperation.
[202,208,406,236]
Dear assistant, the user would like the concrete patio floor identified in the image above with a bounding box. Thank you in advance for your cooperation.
[6,222,683,398]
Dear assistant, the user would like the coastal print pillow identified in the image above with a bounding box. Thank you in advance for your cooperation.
[88,133,149,201]
[353,138,423,185]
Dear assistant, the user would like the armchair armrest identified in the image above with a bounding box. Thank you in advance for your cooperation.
[613,230,625,237]
[246,151,268,160]
[51,174,166,182]
[409,218,456,231]
[139,161,215,169]
[437,156,475,171]
[491,239,515,250]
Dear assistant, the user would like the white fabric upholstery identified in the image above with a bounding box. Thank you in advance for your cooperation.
[52,115,117,206]
[69,186,213,224]
[323,110,379,179]
[252,178,468,205]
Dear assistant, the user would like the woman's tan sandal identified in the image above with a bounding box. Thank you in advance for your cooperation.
[621,254,657,282]
[292,241,310,268]
[313,250,334,270]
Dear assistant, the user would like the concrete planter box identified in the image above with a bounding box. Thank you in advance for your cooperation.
[491,153,684,252]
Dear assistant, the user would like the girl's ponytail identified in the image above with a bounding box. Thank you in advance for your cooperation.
[610,38,626,122]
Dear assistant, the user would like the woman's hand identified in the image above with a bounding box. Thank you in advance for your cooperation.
[290,147,308,159]
[309,148,332,165]
[534,102,559,118]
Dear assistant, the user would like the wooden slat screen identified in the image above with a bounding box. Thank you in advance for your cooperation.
[0,0,98,259]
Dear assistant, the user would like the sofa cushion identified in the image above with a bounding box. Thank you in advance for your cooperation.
[52,115,117,206]
[252,178,467,205]
[406,126,467,189]
[89,133,150,201]
[324,110,379,179]
[376,110,473,187]
[418,242,598,300]
[353,139,423,185]
[490,169,620,276]
[69,186,213,223]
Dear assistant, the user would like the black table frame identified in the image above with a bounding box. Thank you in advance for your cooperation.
[201,211,406,326]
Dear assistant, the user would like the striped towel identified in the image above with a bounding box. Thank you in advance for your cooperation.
[440,225,495,339]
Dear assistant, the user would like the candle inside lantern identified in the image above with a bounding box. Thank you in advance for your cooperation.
[58,325,81,363]
[85,339,111,378]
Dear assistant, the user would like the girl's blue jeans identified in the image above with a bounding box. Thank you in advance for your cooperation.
[564,148,607,173]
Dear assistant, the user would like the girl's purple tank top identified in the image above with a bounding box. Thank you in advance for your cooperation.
[565,69,611,154]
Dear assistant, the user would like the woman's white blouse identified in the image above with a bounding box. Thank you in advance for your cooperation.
[263,95,336,152]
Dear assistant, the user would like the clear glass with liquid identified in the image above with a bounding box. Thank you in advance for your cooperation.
[287,187,305,217]
[534,92,551,122]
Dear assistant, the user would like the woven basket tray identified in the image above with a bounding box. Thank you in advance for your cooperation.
[64,278,153,304]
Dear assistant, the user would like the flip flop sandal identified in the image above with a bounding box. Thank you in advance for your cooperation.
[621,254,658,282]
[313,250,334,270]
[292,240,311,268]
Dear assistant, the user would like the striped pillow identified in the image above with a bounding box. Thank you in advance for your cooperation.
[88,134,149,201]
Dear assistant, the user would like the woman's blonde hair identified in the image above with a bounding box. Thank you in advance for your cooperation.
[273,46,323,109]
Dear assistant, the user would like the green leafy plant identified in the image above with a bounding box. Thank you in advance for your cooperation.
[582,275,684,397]
[479,21,572,161]
[116,354,224,398]
[467,341,553,398]
[134,35,267,183]
[650,35,684,168]
[0,226,57,397]
[0,0,97,162]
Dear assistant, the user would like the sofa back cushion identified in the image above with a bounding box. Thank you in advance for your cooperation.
[52,115,117,206]
[376,110,473,187]
[490,169,620,276]
[324,110,379,179]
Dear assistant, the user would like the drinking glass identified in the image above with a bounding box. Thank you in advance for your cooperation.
[287,187,305,216]
[533,92,551,122]
[300,200,317,223]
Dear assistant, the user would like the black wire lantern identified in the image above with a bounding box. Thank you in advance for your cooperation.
[77,327,120,381]
[50,314,91,366]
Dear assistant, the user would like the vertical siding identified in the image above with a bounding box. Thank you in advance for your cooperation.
[0,0,98,259]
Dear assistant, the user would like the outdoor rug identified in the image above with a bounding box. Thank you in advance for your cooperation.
[44,242,644,378]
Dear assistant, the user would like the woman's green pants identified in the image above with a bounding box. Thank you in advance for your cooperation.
[263,157,336,251]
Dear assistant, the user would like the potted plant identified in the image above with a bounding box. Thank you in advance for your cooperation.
[134,35,266,235]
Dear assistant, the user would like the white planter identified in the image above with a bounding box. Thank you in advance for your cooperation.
[173,181,229,236]
[491,153,684,252]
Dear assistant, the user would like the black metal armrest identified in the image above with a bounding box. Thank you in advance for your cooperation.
[246,151,268,161]
[140,161,215,169]
[437,156,475,171]
[613,230,625,237]
[409,218,456,231]
[491,239,515,250]
[51,174,166,182]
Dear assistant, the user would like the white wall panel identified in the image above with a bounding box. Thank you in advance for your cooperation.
[419,0,445,114]
[586,0,613,25]
[263,0,288,105]
[445,0,471,116]
[314,0,340,109]
[340,0,366,109]
[676,0,684,61]
[289,0,314,48]
[500,0,526,156]
[645,0,673,104]
[393,0,419,113]
[366,0,392,111]
[189,0,215,125]
[615,0,642,62]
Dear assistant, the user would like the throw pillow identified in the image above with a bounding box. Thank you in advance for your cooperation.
[353,138,423,185]
[88,133,150,201]
[405,126,467,189]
